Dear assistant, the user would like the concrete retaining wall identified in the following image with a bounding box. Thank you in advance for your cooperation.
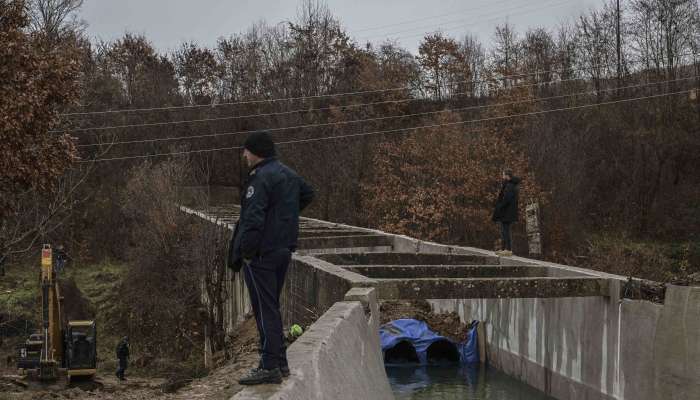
[235,287,393,400]
[223,253,375,335]
[333,228,700,400]
[280,255,375,328]
[428,277,700,400]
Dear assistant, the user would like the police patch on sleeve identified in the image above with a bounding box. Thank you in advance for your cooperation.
[246,185,255,199]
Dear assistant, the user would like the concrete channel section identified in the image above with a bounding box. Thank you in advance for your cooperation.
[181,205,700,400]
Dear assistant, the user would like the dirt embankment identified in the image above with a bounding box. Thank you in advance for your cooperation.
[58,278,94,322]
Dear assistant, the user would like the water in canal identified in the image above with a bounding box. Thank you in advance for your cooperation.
[386,364,556,400]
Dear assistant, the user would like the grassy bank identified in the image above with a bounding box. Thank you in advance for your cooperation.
[568,235,700,283]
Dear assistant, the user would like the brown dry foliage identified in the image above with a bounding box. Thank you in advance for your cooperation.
[119,159,229,362]
[362,102,544,248]
[0,0,80,218]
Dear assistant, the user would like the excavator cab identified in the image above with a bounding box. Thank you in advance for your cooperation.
[16,333,43,372]
[65,321,97,379]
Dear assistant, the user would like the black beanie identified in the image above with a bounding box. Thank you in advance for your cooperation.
[244,131,276,158]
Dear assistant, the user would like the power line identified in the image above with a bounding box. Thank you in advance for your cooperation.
[61,8,665,121]
[58,74,585,134]
[75,76,698,148]
[78,88,695,163]
[60,86,411,118]
[58,54,698,132]
[60,8,699,119]
[351,0,515,34]
[358,0,574,42]
[390,2,580,43]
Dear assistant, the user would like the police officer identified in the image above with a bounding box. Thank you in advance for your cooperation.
[230,131,314,385]
[115,336,129,381]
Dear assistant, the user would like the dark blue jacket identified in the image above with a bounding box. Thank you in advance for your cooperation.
[228,158,314,271]
[116,339,129,359]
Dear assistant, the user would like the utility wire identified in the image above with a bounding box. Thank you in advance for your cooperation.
[357,0,573,42]
[387,2,581,42]
[351,0,513,34]
[57,74,592,134]
[77,88,696,163]
[62,21,691,119]
[57,53,698,130]
[75,76,698,148]
[60,0,545,118]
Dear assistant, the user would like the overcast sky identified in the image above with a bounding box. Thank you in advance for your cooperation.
[80,0,603,54]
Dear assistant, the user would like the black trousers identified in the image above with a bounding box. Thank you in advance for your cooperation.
[243,248,291,370]
[500,222,512,250]
[116,357,127,378]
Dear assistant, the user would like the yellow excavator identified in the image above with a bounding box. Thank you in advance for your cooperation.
[16,244,97,381]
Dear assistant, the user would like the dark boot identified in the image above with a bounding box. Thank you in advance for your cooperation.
[238,368,282,385]
[258,359,289,378]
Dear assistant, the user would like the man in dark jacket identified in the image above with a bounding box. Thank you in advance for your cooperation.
[115,336,129,381]
[230,131,314,385]
[492,169,521,257]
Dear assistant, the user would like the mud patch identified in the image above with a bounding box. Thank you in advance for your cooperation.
[380,300,469,342]
[59,277,94,322]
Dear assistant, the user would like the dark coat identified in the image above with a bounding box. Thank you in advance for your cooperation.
[492,176,521,223]
[228,158,314,271]
[116,339,129,360]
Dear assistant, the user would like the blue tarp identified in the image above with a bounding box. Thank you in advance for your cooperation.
[380,319,479,365]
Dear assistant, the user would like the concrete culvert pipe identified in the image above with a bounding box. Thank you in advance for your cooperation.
[384,340,419,364]
[426,340,460,364]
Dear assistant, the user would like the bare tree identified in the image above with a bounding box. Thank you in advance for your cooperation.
[457,34,486,97]
[521,28,557,84]
[375,41,422,91]
[172,42,220,105]
[28,0,85,41]
[102,34,180,107]
[490,22,523,89]
[555,22,579,80]
[417,32,460,100]
[575,5,618,94]
[629,0,700,77]
[288,0,352,97]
